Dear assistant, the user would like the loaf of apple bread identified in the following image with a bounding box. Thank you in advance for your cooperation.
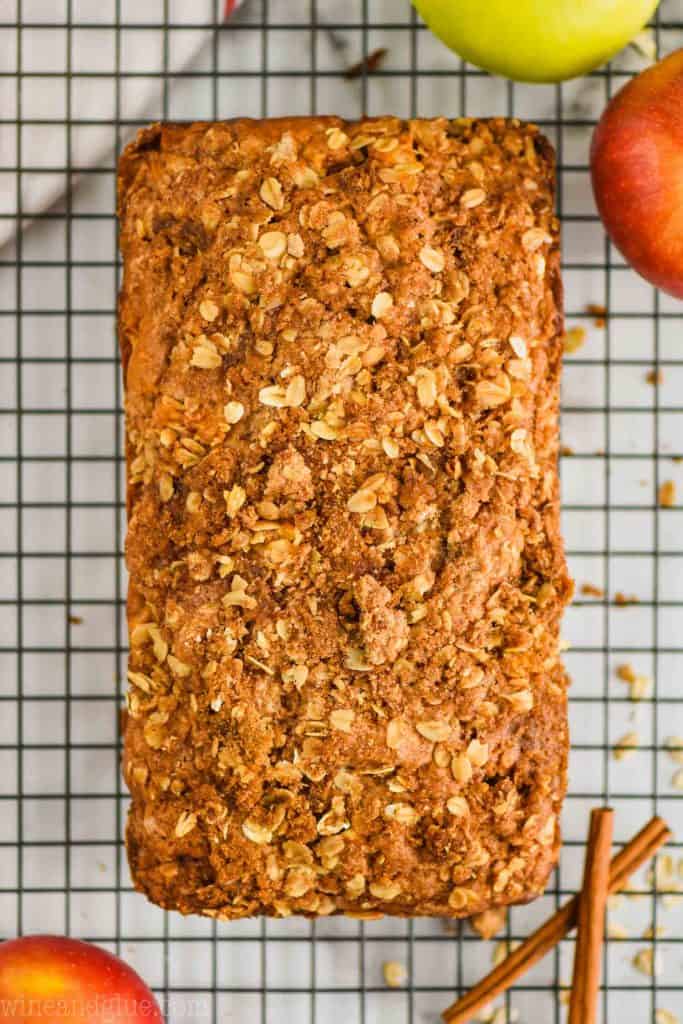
[118,116,571,919]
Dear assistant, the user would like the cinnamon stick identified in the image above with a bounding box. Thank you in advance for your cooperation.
[568,809,614,1024]
[441,816,671,1024]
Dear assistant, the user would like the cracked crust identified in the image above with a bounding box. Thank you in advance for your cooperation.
[118,116,571,920]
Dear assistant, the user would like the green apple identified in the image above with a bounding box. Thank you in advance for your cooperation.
[412,0,660,83]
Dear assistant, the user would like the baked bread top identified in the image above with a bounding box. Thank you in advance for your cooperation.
[119,116,571,919]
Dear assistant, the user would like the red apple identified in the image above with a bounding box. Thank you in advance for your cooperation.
[591,47,683,300]
[0,936,163,1024]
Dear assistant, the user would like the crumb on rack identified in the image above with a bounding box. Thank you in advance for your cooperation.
[655,1011,680,1024]
[647,853,683,906]
[664,737,683,766]
[581,583,605,598]
[491,939,520,967]
[613,731,639,760]
[617,663,636,684]
[629,676,652,701]
[68,614,83,625]
[345,47,388,79]
[616,663,651,701]
[471,907,507,939]
[632,947,660,978]
[586,302,607,327]
[382,960,407,988]
[614,592,639,606]
[562,326,586,354]
[560,444,575,457]
[652,854,674,888]
[624,883,647,903]
[646,369,663,386]
[659,480,676,507]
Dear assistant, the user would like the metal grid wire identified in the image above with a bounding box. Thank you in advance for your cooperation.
[2,0,683,1020]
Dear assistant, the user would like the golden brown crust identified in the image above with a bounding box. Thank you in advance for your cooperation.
[118,116,571,920]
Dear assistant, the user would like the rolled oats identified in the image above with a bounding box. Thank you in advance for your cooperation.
[259,230,287,261]
[451,754,473,784]
[460,187,486,208]
[175,811,197,838]
[260,176,284,210]
[419,245,445,273]
[224,400,245,424]
[242,819,273,845]
[371,291,393,319]
[369,881,401,901]
[158,473,174,503]
[191,338,222,369]
[416,720,450,743]
[330,708,355,732]
[385,802,419,825]
[446,796,469,817]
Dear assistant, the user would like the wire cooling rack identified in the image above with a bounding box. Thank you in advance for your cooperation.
[2,1,683,1021]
